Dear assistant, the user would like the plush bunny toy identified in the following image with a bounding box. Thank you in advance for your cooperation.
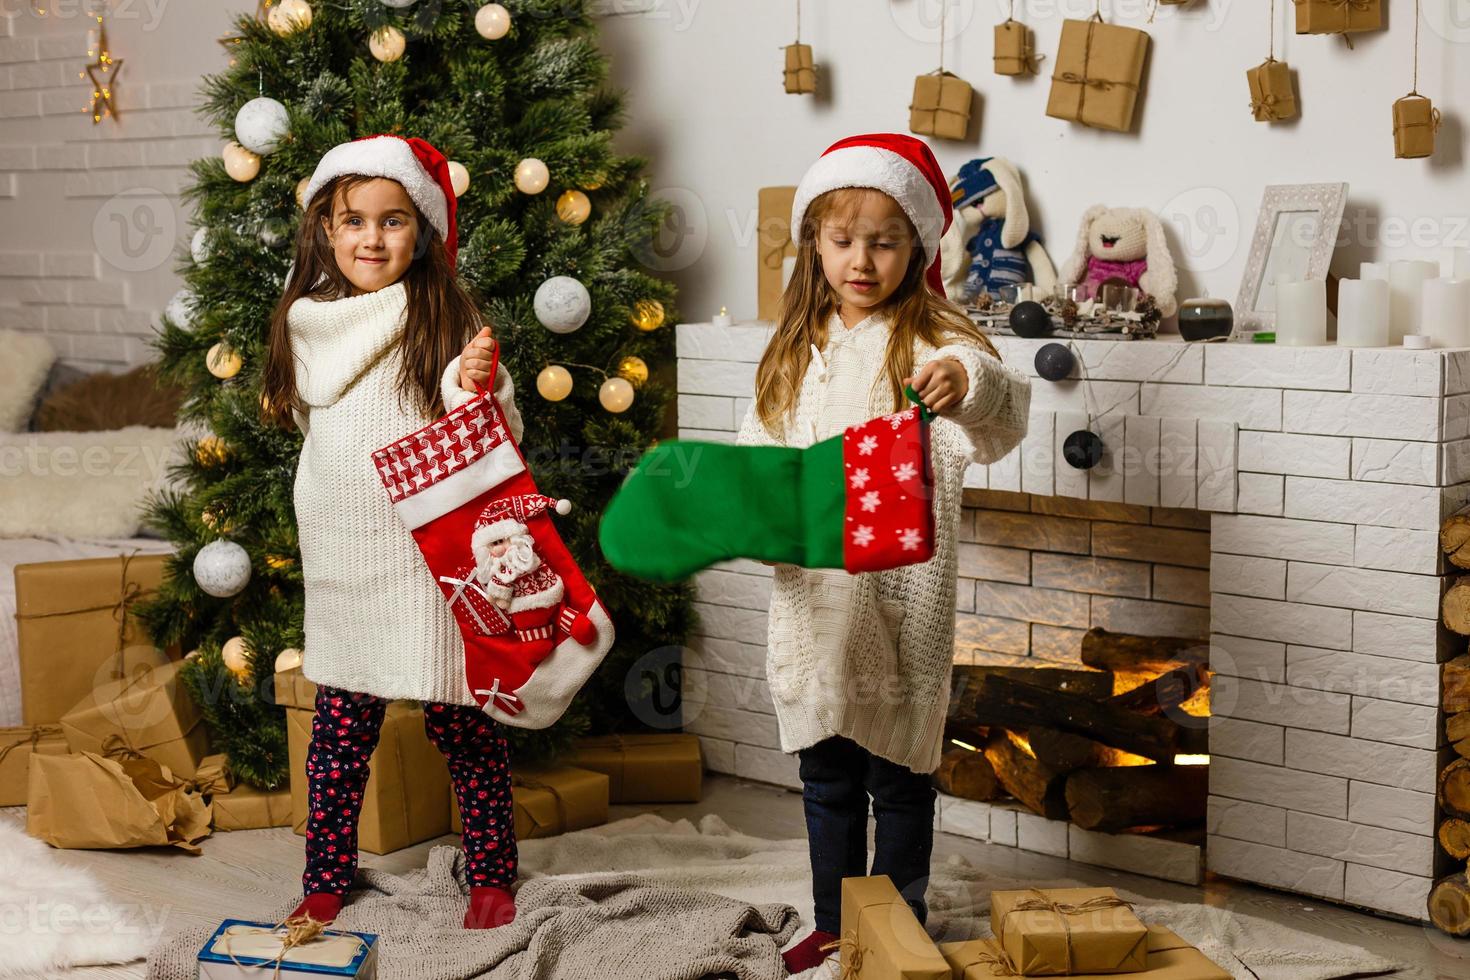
[1058,205,1178,317]
[939,156,1056,300]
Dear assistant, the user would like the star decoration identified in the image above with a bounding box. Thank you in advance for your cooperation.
[83,14,122,125]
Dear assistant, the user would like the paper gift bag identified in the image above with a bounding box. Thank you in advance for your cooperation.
[564,732,703,803]
[909,71,973,141]
[1393,93,1439,159]
[272,666,318,711]
[197,918,378,979]
[190,753,235,796]
[14,552,175,725]
[784,43,815,94]
[212,784,292,832]
[0,723,68,806]
[942,926,1230,980]
[991,887,1148,975]
[510,765,610,839]
[60,657,210,779]
[1294,0,1381,35]
[757,186,798,322]
[1246,59,1297,122]
[1046,16,1149,133]
[994,20,1035,76]
[27,750,212,853]
[836,875,950,980]
[286,702,450,854]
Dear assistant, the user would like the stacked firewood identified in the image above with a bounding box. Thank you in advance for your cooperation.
[937,627,1210,834]
[1427,515,1470,935]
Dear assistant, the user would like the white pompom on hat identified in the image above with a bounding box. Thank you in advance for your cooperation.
[471,494,571,548]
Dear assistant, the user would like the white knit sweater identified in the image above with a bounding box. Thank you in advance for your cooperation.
[736,311,1031,773]
[288,280,522,705]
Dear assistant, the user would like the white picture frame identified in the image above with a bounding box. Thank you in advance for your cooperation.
[1235,182,1349,335]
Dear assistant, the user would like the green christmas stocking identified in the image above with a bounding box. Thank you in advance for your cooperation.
[600,399,935,582]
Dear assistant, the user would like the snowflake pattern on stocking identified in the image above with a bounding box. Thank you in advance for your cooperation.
[839,406,934,573]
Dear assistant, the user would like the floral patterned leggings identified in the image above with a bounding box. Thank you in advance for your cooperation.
[301,684,517,897]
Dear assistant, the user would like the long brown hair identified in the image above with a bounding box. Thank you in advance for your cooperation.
[753,187,1000,435]
[261,174,482,427]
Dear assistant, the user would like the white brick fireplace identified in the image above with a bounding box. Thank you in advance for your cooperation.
[676,322,1468,923]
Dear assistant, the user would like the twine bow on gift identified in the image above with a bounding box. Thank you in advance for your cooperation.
[957,942,1024,977]
[1293,0,1375,48]
[220,916,365,980]
[0,724,63,765]
[100,732,147,762]
[819,930,864,980]
[1051,13,1139,123]
[995,14,1043,76]
[1000,888,1138,975]
[13,550,149,681]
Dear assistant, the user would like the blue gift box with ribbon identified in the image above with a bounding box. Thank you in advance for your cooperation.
[196,918,378,979]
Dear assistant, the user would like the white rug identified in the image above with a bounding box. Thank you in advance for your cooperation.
[520,813,1400,980]
[0,819,154,977]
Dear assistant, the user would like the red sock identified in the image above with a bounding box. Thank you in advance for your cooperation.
[463,885,517,929]
[289,892,343,926]
[781,929,839,974]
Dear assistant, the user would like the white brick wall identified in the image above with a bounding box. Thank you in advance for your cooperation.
[677,323,1463,922]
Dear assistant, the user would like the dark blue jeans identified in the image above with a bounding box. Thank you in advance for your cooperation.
[798,734,936,935]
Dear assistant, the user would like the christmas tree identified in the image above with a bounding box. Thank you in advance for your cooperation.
[134,0,694,790]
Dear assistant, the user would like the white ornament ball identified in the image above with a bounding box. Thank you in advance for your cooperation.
[599,376,635,414]
[222,142,261,182]
[274,647,303,673]
[514,157,549,195]
[190,227,210,265]
[448,161,470,198]
[536,365,573,401]
[206,342,242,379]
[534,276,591,334]
[165,289,197,327]
[194,540,252,598]
[268,0,312,35]
[379,0,417,7]
[234,97,290,155]
[221,636,250,676]
[370,25,406,62]
[475,3,511,39]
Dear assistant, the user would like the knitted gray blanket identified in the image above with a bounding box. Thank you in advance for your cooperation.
[145,842,798,980]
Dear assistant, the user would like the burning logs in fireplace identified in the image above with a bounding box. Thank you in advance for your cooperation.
[941,627,1210,834]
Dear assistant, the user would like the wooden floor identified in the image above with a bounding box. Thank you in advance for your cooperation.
[5,773,1468,979]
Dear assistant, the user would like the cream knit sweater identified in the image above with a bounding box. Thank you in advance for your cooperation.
[736,311,1031,773]
[288,280,522,705]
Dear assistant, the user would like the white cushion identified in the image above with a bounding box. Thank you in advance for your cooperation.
[0,331,57,432]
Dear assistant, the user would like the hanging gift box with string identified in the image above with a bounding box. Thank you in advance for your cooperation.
[909,0,973,140]
[1392,0,1439,159]
[1045,9,1150,133]
[1246,0,1298,123]
[783,0,815,94]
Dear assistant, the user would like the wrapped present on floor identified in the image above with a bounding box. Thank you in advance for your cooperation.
[272,665,318,711]
[1294,0,1381,36]
[833,875,950,980]
[14,551,176,725]
[0,723,69,806]
[1393,92,1439,159]
[1246,59,1297,122]
[212,784,292,831]
[197,918,378,979]
[449,765,611,839]
[994,20,1036,76]
[1046,15,1149,133]
[285,700,449,854]
[757,186,798,321]
[564,733,702,803]
[784,43,815,94]
[60,657,210,779]
[909,71,973,141]
[942,925,1229,980]
[990,887,1148,976]
[26,750,212,852]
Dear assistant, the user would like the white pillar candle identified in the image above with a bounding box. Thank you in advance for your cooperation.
[1422,278,1470,348]
[1336,277,1390,347]
[1361,261,1390,281]
[1388,259,1439,343]
[1450,246,1470,280]
[1275,279,1327,346]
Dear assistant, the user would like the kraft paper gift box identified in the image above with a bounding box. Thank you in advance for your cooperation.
[1045,17,1149,133]
[757,186,798,322]
[990,887,1148,976]
[994,20,1034,76]
[1294,0,1381,35]
[0,723,69,805]
[197,918,378,980]
[909,71,973,141]
[212,784,292,831]
[564,732,702,803]
[60,656,210,780]
[1246,59,1297,122]
[450,765,610,839]
[27,750,212,852]
[272,665,318,711]
[13,551,174,725]
[941,926,1230,980]
[1393,94,1439,159]
[836,875,950,980]
[286,701,450,854]
[783,42,815,94]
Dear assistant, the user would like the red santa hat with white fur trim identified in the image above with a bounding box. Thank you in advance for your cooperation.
[790,133,953,297]
[301,134,460,265]
[473,494,571,548]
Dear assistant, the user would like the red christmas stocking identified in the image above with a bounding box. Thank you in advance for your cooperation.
[371,345,614,729]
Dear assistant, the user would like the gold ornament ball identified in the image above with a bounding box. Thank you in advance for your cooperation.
[514,157,549,195]
[268,0,312,35]
[184,649,201,662]
[274,647,303,673]
[222,142,261,182]
[536,365,573,402]
[599,376,635,414]
[631,299,666,332]
[206,342,242,380]
[221,636,250,677]
[369,25,406,62]
[617,356,649,387]
[556,189,591,225]
[195,436,226,465]
[448,161,470,198]
[475,3,511,39]
[265,554,294,570]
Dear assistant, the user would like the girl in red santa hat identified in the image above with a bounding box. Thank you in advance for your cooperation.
[262,135,524,931]
[737,134,1032,974]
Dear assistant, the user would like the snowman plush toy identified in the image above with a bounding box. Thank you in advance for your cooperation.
[939,156,1057,301]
